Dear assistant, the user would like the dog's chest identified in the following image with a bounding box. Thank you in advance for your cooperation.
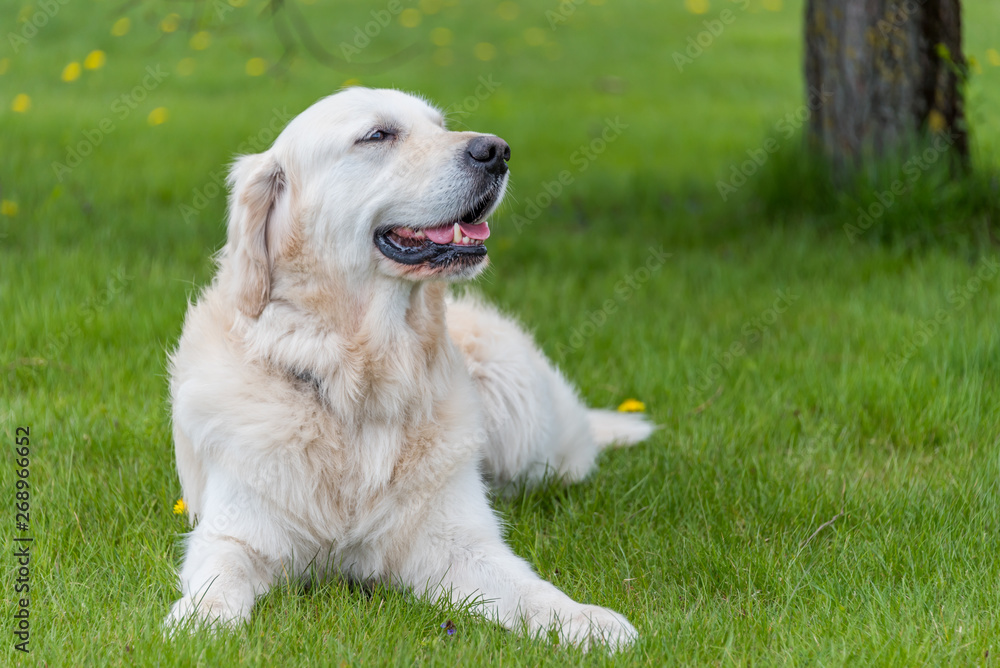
[288,379,483,542]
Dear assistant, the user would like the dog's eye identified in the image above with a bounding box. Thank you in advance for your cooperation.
[364,129,396,142]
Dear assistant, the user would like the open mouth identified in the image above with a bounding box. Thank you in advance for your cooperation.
[374,191,498,268]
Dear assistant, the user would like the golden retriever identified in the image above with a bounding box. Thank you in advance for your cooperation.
[166,87,652,649]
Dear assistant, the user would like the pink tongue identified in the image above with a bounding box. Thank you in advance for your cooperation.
[460,221,490,240]
[424,226,456,244]
[422,222,491,244]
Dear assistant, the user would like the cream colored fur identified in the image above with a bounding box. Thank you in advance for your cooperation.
[166,87,653,650]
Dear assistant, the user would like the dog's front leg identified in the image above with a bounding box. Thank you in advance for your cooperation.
[398,470,638,651]
[165,527,277,631]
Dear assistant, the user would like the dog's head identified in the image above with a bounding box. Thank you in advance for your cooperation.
[223,87,509,317]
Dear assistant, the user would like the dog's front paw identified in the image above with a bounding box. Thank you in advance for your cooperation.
[164,595,248,635]
[556,604,638,651]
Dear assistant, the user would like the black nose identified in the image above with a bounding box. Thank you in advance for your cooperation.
[466,136,510,176]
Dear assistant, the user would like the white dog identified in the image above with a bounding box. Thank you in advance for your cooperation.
[166,87,652,649]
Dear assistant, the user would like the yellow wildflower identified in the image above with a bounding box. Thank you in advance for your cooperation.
[84,50,106,70]
[474,42,497,61]
[685,0,709,14]
[245,57,267,76]
[160,13,180,33]
[987,49,1000,67]
[111,17,131,36]
[399,8,421,27]
[1,200,18,216]
[190,31,211,51]
[62,62,82,82]
[11,94,30,113]
[148,107,169,126]
[617,398,646,413]
[430,27,452,47]
[173,498,187,515]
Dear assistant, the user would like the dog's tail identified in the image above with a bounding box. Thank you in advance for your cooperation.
[587,409,656,448]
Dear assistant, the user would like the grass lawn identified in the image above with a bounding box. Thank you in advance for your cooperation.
[3,0,1000,664]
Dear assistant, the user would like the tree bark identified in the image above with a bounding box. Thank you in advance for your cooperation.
[804,0,968,167]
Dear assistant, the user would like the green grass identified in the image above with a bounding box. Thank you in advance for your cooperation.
[3,0,1000,665]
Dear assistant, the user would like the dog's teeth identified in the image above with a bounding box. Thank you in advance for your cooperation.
[462,236,470,244]
[453,223,461,244]
[415,230,425,239]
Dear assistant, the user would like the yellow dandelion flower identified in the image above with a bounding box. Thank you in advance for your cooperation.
[474,42,496,61]
[399,8,421,27]
[245,57,267,76]
[111,17,131,36]
[419,0,444,14]
[987,48,1000,67]
[617,398,646,413]
[341,77,361,87]
[189,31,211,50]
[177,58,196,76]
[147,107,169,126]
[160,13,181,33]
[1,200,19,216]
[62,62,81,82]
[84,50,106,70]
[432,48,453,67]
[173,498,187,515]
[11,94,31,113]
[685,0,709,14]
[0,58,10,75]
[430,27,452,47]
[523,27,546,46]
[497,2,519,20]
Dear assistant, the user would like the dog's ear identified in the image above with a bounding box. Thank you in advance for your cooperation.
[225,153,288,317]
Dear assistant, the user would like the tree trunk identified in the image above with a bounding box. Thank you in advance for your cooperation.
[804,0,968,167]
